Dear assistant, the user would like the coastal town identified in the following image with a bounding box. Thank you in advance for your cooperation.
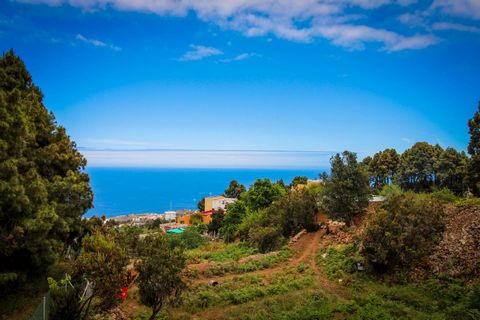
[107,180,324,227]
[106,194,237,233]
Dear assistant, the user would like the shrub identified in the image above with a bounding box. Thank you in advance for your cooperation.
[136,234,186,320]
[360,192,445,273]
[48,275,92,320]
[429,188,459,203]
[74,231,128,311]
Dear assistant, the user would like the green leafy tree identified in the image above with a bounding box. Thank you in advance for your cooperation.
[266,189,319,237]
[208,209,225,233]
[289,176,308,189]
[322,151,371,221]
[219,200,248,242]
[434,147,469,195]
[74,232,128,312]
[396,142,443,192]
[0,50,93,287]
[360,192,445,272]
[368,149,400,190]
[468,101,480,195]
[224,180,246,198]
[197,197,205,211]
[242,178,286,211]
[136,235,186,320]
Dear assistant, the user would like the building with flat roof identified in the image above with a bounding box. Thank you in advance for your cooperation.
[205,195,237,211]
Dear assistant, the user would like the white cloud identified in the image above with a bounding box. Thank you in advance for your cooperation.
[179,44,223,61]
[429,0,480,19]
[83,149,333,168]
[76,34,121,51]
[220,52,259,63]
[23,0,451,51]
[432,22,480,33]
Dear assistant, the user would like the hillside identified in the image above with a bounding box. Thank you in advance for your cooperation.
[114,205,480,320]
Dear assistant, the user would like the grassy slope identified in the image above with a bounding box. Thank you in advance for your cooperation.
[125,230,480,320]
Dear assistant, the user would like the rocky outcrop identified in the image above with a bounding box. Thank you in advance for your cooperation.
[428,205,480,278]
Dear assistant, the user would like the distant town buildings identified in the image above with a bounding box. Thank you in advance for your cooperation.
[205,195,237,211]
[164,211,176,221]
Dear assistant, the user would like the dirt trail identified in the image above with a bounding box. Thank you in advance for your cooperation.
[192,230,325,285]
[190,230,343,319]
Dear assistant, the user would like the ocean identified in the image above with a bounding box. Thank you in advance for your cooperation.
[85,167,327,217]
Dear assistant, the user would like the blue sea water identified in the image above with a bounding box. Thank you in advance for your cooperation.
[85,167,327,217]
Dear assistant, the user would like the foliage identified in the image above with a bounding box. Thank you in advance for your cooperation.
[0,50,93,289]
[190,211,203,225]
[186,242,257,264]
[379,184,402,198]
[197,197,205,211]
[74,231,128,311]
[207,209,225,233]
[224,180,246,198]
[468,101,480,196]
[367,149,400,190]
[48,274,92,320]
[289,176,308,189]
[316,244,360,280]
[266,188,319,236]
[429,188,459,203]
[322,151,371,221]
[435,147,469,195]
[117,225,144,257]
[198,247,291,277]
[146,218,166,230]
[167,226,206,250]
[360,192,445,272]
[248,225,284,254]
[242,178,286,212]
[220,200,248,242]
[184,268,314,313]
[136,234,186,320]
[396,142,443,192]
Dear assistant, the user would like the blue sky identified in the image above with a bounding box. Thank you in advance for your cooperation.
[1,0,479,168]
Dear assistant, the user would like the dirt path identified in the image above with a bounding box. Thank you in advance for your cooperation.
[190,229,344,319]
[191,230,324,286]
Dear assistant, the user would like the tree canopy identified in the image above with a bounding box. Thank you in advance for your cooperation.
[0,50,93,287]
[322,151,371,221]
[468,102,480,195]
[224,180,246,198]
[136,234,186,320]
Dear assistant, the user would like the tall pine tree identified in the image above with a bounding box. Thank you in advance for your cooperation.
[468,101,480,196]
[0,50,93,287]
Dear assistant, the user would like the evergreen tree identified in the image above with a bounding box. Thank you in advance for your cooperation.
[224,179,246,198]
[322,151,371,221]
[468,101,480,195]
[434,147,468,195]
[0,50,93,287]
[289,176,308,189]
[396,142,442,192]
[368,149,399,190]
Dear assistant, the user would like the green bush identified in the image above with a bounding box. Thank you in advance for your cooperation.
[360,192,445,273]
[429,188,459,203]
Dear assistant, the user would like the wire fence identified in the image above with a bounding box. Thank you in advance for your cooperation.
[30,279,92,320]
[30,292,51,320]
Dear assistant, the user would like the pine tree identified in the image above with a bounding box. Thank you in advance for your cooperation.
[468,101,480,195]
[0,50,93,288]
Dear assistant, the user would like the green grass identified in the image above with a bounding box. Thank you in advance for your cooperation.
[199,247,291,277]
[180,266,316,314]
[315,244,480,320]
[186,242,258,264]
